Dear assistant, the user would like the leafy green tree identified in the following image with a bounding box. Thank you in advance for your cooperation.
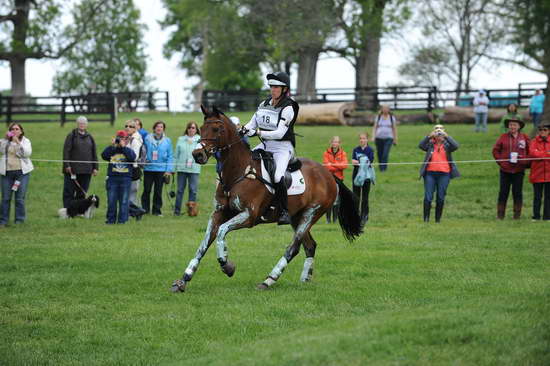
[161,0,264,109]
[0,0,106,98]
[52,0,150,94]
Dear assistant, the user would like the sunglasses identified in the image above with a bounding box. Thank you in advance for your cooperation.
[538,128,549,131]
[125,125,135,128]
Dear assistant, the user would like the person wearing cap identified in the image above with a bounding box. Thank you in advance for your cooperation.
[418,125,460,223]
[174,121,201,217]
[61,116,98,209]
[499,103,523,133]
[141,120,174,216]
[528,123,550,220]
[473,89,490,132]
[529,89,546,129]
[241,71,299,225]
[492,118,530,219]
[101,130,136,224]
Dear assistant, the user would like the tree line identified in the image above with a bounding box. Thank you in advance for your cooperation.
[1,0,549,117]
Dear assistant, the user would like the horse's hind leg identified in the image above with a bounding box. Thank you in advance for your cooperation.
[258,205,321,290]
[300,231,317,282]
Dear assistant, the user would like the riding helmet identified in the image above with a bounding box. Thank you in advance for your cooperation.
[267,72,290,88]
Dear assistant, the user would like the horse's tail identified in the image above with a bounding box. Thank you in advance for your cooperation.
[334,177,363,242]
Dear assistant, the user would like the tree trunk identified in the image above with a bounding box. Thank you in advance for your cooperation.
[356,36,380,110]
[10,57,26,101]
[296,49,319,102]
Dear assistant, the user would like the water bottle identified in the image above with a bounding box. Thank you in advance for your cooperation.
[11,180,21,192]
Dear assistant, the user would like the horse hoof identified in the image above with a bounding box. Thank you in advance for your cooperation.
[170,279,186,293]
[256,282,269,290]
[221,260,236,277]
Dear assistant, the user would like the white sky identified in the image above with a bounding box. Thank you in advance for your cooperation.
[0,0,547,111]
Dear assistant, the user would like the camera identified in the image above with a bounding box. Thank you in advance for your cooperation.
[435,131,445,137]
[114,136,121,145]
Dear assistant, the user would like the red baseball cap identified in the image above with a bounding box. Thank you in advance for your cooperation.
[116,130,128,137]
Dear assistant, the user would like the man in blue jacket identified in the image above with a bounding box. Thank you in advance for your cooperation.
[101,130,136,224]
[530,89,546,129]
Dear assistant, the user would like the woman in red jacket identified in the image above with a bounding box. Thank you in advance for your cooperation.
[492,118,530,219]
[323,136,348,223]
[528,123,550,221]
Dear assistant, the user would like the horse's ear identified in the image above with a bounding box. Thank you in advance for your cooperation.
[200,104,208,116]
[212,105,222,116]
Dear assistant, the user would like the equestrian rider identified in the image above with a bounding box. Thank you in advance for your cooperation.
[241,72,299,225]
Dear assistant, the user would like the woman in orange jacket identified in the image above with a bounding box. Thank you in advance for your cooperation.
[323,136,348,222]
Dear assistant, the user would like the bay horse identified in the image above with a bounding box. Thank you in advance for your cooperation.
[170,105,362,292]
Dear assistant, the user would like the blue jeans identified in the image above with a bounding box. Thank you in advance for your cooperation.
[531,113,543,129]
[474,112,488,132]
[175,172,199,214]
[423,171,451,204]
[375,138,393,171]
[105,175,131,224]
[0,170,30,225]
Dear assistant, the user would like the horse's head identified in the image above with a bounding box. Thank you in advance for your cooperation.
[192,105,237,165]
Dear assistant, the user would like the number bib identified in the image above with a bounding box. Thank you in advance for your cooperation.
[256,105,281,131]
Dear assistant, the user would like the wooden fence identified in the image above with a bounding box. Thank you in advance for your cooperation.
[202,83,547,112]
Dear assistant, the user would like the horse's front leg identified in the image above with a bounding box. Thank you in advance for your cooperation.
[170,209,224,293]
[215,208,252,277]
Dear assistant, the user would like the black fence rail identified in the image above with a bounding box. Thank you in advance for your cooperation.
[0,94,116,126]
[111,91,170,112]
[202,83,547,112]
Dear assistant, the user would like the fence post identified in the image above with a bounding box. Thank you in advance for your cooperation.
[110,94,116,126]
[393,87,398,109]
[61,97,66,127]
[165,91,170,111]
[147,92,155,110]
[517,83,522,106]
[433,86,438,111]
[7,96,12,126]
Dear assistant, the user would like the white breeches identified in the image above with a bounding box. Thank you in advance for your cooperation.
[253,140,294,183]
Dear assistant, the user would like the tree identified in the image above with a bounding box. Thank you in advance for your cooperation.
[161,0,264,109]
[0,0,106,98]
[418,0,504,96]
[52,0,150,94]
[330,0,411,109]
[500,0,550,124]
[398,45,453,88]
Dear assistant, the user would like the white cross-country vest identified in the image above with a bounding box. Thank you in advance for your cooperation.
[256,97,299,146]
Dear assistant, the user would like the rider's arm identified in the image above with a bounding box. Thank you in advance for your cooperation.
[244,112,259,131]
[259,106,294,140]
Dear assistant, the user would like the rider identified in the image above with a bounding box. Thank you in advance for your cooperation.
[241,71,299,225]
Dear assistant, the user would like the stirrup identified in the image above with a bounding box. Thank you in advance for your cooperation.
[278,210,291,225]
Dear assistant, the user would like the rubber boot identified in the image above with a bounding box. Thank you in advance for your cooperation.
[497,202,506,220]
[435,200,444,223]
[423,201,431,222]
[276,181,291,225]
[513,201,522,220]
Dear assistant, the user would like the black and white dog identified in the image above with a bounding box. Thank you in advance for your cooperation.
[58,195,100,219]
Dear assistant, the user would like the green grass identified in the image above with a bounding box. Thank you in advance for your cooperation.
[1,112,549,365]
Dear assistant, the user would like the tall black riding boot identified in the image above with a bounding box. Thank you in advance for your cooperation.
[423,201,431,222]
[276,181,291,225]
[435,200,444,223]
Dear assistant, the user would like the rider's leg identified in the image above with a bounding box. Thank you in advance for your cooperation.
[272,149,292,225]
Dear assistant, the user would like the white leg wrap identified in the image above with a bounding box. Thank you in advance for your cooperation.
[300,257,314,282]
[185,258,199,277]
[268,257,288,280]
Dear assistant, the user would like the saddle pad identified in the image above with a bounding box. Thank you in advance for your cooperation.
[260,160,306,196]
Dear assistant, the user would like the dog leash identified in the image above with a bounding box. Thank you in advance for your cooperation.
[72,177,88,196]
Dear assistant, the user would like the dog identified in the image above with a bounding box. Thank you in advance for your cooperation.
[58,195,100,219]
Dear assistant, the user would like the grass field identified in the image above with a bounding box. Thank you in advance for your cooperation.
[1,112,549,365]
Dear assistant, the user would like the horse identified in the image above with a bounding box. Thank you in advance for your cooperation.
[170,105,362,292]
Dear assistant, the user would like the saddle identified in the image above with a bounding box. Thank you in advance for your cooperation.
[251,149,302,189]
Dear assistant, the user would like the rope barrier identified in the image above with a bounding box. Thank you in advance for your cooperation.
[28,156,550,167]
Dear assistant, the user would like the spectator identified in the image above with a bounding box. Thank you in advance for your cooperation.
[473,89,490,132]
[500,103,523,133]
[141,120,174,216]
[419,125,460,223]
[101,130,136,224]
[529,89,546,129]
[372,105,398,172]
[62,116,98,208]
[528,123,550,221]
[492,118,530,220]
[352,132,375,226]
[124,120,143,207]
[0,123,33,227]
[134,117,149,142]
[174,121,201,217]
[323,136,348,223]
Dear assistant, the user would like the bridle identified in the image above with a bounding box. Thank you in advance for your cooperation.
[199,118,245,154]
